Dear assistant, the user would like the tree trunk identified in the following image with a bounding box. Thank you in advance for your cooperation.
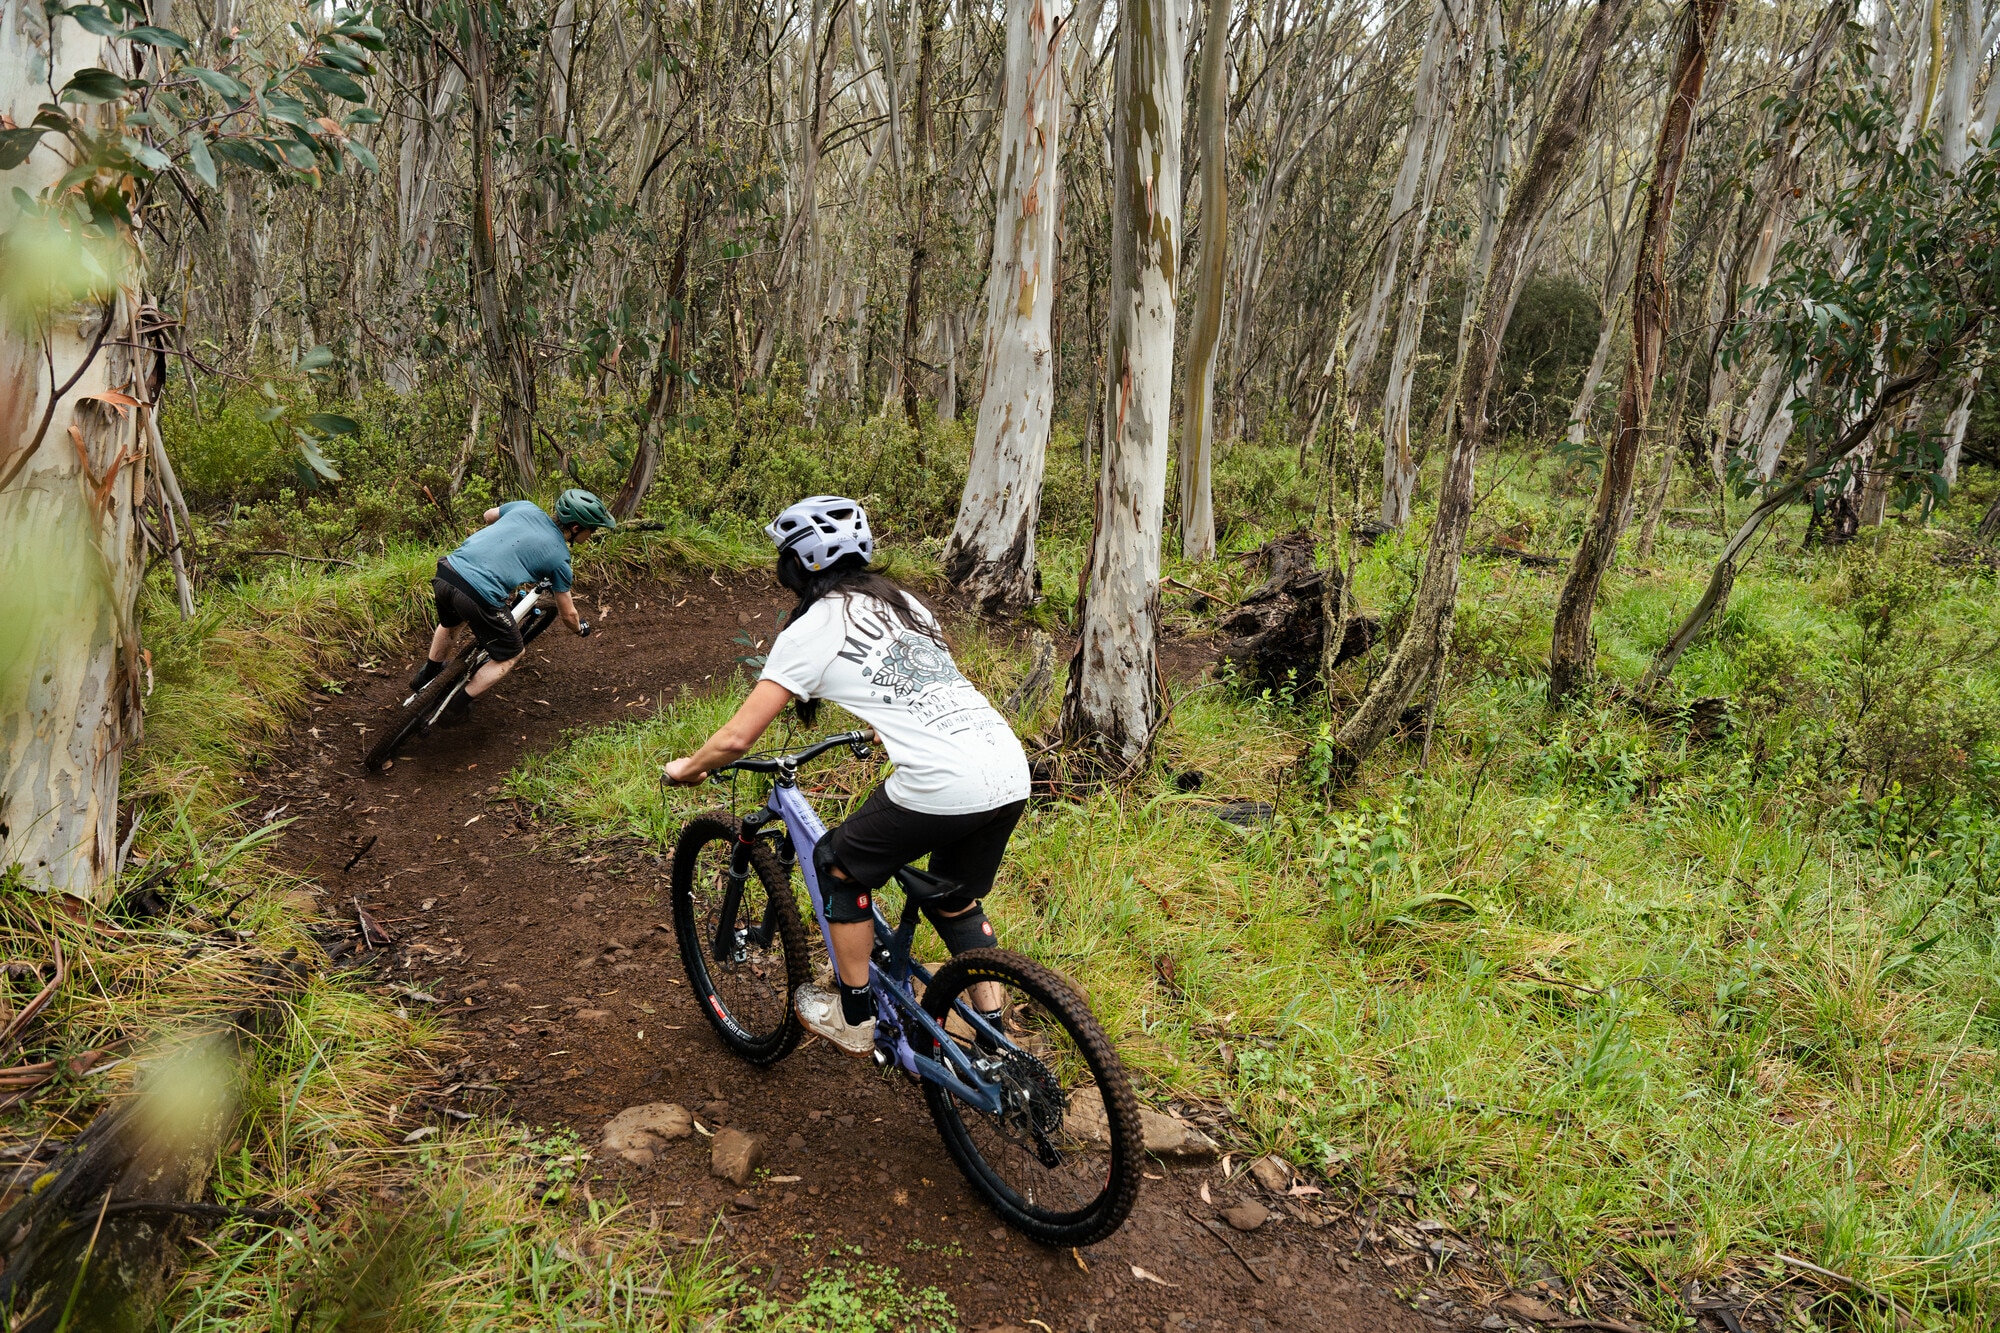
[755,0,839,380]
[1,20,150,903]
[1942,369,1979,488]
[1432,0,1512,448]
[1377,86,1461,528]
[1716,3,1848,473]
[613,199,704,520]
[1060,0,1186,761]
[467,16,537,486]
[943,0,1067,615]
[1346,0,1472,387]
[1176,0,1229,561]
[900,0,941,427]
[1563,173,1639,452]
[1548,0,1726,706]
[1643,359,1947,690]
[1328,0,1633,779]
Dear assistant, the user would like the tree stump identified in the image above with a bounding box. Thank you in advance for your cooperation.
[1217,531,1379,692]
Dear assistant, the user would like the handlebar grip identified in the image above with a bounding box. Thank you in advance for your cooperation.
[577,621,593,637]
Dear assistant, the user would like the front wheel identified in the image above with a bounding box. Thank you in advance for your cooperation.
[363,647,477,771]
[920,948,1142,1247]
[670,813,808,1065]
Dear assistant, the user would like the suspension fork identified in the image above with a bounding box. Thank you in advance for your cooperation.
[710,806,777,962]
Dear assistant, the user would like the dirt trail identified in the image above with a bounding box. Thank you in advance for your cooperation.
[258,568,1464,1333]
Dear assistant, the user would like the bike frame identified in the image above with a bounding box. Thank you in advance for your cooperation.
[725,770,1009,1115]
[412,581,553,725]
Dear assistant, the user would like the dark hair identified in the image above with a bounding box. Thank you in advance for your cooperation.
[777,551,942,725]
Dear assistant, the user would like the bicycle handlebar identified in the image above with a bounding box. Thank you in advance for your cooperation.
[715,730,874,778]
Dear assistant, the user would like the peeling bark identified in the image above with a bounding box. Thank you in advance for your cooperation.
[1549,0,1728,706]
[1060,0,1185,761]
[944,0,1067,615]
[1328,0,1634,779]
[1,14,151,902]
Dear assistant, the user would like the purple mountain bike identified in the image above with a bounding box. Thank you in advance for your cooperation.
[668,731,1141,1245]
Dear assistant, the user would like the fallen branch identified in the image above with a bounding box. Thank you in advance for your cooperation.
[0,919,67,1062]
[342,836,379,873]
[1774,1253,1912,1326]
[1185,1209,1263,1284]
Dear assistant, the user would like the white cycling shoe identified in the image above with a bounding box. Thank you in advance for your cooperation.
[795,983,876,1059]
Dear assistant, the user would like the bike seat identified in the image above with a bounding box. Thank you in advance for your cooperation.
[893,865,966,902]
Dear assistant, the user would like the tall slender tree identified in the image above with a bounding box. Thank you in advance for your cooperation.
[1176,0,1229,561]
[1061,0,1185,759]
[1327,0,1635,779]
[1548,0,1730,705]
[944,0,1068,614]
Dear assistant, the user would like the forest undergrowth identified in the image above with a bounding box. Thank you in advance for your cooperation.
[507,452,2000,1329]
[13,382,2000,1328]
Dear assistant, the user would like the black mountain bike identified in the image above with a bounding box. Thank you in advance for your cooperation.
[362,580,561,771]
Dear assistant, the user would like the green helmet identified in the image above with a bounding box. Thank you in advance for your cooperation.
[554,489,615,531]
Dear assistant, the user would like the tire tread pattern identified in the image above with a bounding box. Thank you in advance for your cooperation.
[670,812,808,1066]
[363,646,478,771]
[919,947,1142,1246]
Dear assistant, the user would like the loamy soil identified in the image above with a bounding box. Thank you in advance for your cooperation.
[256,568,1468,1333]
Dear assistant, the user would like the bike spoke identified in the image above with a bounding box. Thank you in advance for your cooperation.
[685,836,792,1037]
[937,981,1115,1220]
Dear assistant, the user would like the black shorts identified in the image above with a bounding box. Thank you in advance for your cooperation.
[820,785,1025,900]
[433,559,524,662]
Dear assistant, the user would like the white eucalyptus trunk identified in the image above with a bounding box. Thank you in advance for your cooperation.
[1061,0,1185,759]
[1942,0,1984,172]
[945,0,1066,614]
[1943,370,1980,487]
[1379,50,1467,527]
[1177,0,1228,559]
[1564,297,1621,450]
[2,9,150,901]
[1346,0,1469,386]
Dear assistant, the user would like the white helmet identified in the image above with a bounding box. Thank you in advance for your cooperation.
[765,495,874,572]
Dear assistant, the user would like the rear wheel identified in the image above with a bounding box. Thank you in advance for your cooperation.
[671,813,808,1065]
[919,948,1141,1246]
[363,646,478,771]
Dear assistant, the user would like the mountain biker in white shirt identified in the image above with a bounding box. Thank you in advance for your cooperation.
[664,496,1030,1055]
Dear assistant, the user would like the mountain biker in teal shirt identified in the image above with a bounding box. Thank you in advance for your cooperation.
[409,490,616,721]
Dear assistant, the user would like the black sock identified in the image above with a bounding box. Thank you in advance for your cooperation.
[840,982,875,1026]
[411,659,443,689]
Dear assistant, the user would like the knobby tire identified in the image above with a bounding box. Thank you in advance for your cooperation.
[670,812,809,1065]
[920,948,1142,1247]
[363,647,477,771]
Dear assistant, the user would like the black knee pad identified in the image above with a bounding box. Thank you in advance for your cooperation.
[816,842,875,923]
[923,901,995,955]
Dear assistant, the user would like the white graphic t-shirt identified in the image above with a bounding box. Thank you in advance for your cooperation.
[759,592,1031,815]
